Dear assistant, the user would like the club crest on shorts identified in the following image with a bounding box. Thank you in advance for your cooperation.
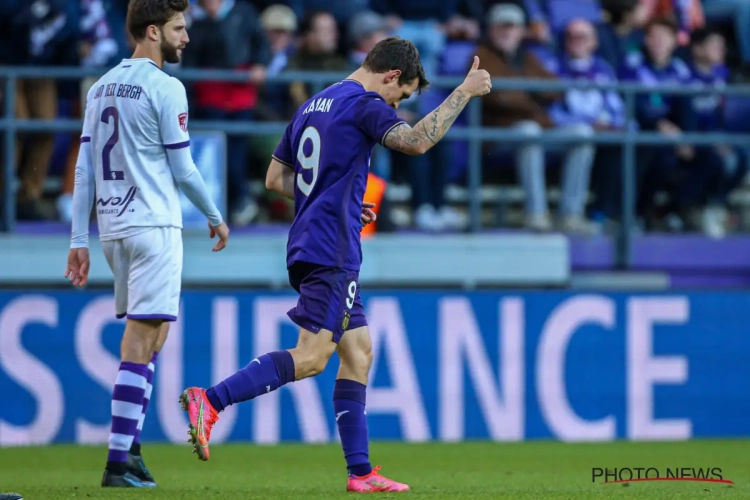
[341,311,351,331]
[178,112,188,132]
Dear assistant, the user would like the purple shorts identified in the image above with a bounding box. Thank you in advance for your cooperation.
[286,261,367,343]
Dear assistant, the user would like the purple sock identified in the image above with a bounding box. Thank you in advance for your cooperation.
[206,350,295,412]
[108,361,148,465]
[333,379,372,477]
[132,351,158,448]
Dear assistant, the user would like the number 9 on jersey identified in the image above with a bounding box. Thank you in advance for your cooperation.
[296,126,320,196]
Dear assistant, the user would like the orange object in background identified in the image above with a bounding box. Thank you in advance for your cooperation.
[361,173,386,238]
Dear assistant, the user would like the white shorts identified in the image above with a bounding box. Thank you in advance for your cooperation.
[102,227,183,321]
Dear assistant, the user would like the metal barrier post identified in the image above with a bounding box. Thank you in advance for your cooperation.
[3,74,16,233]
[467,98,482,232]
[618,91,637,269]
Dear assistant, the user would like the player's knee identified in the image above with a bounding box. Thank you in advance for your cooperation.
[122,319,163,363]
[307,352,330,377]
[293,348,332,379]
[341,342,372,373]
[337,327,373,380]
[153,323,170,353]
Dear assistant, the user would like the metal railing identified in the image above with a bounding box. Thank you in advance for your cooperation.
[3,66,750,268]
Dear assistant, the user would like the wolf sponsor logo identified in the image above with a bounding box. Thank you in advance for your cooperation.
[97,186,137,217]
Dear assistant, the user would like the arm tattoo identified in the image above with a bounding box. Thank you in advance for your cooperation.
[383,88,470,155]
[383,123,424,151]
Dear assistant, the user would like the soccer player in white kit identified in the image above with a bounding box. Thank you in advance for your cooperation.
[64,0,229,488]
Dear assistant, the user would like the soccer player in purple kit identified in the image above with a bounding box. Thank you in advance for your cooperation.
[181,37,491,493]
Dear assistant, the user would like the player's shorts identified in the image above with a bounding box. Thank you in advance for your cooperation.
[286,261,367,343]
[101,227,183,321]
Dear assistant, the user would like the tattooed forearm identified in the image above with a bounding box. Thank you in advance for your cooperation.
[383,88,470,155]
[383,123,424,152]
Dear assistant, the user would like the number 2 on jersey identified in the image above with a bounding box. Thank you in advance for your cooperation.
[101,106,125,181]
[296,126,320,196]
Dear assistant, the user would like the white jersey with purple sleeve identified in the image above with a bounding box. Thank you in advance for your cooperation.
[77,57,219,243]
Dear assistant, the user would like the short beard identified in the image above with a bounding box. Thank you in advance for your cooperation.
[161,38,181,64]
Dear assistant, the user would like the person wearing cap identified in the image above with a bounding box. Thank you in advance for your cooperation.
[258,4,298,120]
[262,3,297,76]
[479,3,598,233]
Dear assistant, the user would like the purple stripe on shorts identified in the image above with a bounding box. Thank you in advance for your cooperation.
[80,136,91,143]
[164,140,190,150]
[113,384,146,405]
[128,314,178,322]
[111,415,138,435]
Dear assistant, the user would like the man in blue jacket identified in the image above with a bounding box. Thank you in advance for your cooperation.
[619,16,695,229]
[677,27,747,237]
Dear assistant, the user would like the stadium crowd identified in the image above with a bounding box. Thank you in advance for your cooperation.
[1,0,749,238]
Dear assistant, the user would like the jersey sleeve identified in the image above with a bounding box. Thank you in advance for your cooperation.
[157,78,191,150]
[71,93,97,248]
[358,95,407,146]
[272,122,294,168]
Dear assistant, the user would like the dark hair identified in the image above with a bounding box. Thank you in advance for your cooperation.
[690,26,723,47]
[645,16,679,35]
[298,10,331,36]
[127,0,190,41]
[362,37,430,93]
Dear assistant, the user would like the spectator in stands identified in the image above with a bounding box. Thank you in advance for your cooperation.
[256,4,297,120]
[479,4,597,233]
[702,0,750,65]
[523,0,604,44]
[263,4,297,78]
[639,0,704,46]
[619,17,695,229]
[252,3,297,222]
[182,0,271,226]
[286,11,349,110]
[58,0,120,223]
[370,0,455,78]
[348,11,389,68]
[598,0,645,70]
[678,28,747,237]
[249,0,303,19]
[545,19,627,226]
[12,0,79,221]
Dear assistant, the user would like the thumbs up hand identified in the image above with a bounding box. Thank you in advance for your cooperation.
[459,56,492,98]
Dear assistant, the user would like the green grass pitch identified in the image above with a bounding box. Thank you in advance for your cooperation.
[2,441,748,499]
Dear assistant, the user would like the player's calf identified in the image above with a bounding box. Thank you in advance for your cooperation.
[334,327,376,478]
[103,319,162,483]
[180,328,335,461]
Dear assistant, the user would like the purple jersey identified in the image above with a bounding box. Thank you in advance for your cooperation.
[272,80,404,271]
